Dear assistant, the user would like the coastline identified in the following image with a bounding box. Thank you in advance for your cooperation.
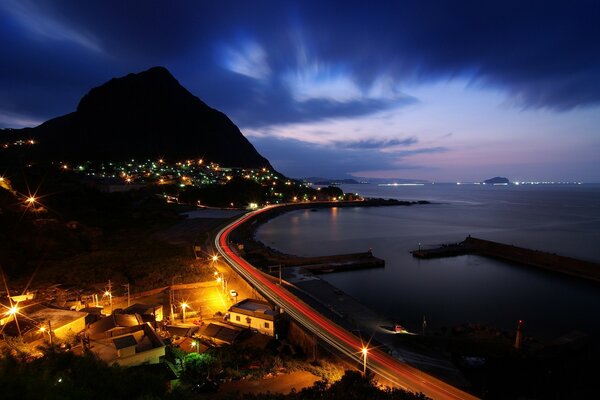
[229,199,472,387]
[226,199,600,397]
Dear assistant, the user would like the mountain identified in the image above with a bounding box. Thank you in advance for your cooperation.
[0,67,270,168]
[483,176,510,184]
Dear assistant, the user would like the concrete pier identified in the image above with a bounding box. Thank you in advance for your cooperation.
[412,236,600,283]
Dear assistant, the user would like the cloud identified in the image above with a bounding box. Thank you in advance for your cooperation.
[0,109,43,128]
[0,0,102,52]
[220,39,271,80]
[339,137,418,150]
[249,128,449,178]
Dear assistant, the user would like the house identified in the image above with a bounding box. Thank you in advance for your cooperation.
[197,322,243,345]
[89,323,166,367]
[87,313,143,340]
[227,299,280,336]
[28,306,88,341]
[172,336,209,354]
[1,303,87,343]
[124,303,163,324]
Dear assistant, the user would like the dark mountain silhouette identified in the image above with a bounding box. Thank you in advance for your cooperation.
[1,66,270,168]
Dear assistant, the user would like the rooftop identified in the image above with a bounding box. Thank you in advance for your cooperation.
[230,299,275,315]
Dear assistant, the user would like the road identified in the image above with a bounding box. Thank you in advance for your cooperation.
[215,206,479,400]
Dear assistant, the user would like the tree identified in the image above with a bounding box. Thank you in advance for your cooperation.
[181,352,215,384]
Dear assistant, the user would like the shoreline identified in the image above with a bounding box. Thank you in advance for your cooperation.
[229,199,473,387]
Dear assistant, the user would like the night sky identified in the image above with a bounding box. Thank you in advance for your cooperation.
[1,1,599,181]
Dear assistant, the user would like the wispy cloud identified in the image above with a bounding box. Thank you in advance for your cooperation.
[0,109,43,128]
[339,137,418,150]
[220,39,271,80]
[1,0,102,52]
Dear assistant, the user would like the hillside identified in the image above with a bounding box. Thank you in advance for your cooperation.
[0,66,270,168]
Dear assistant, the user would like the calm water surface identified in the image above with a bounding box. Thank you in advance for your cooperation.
[256,184,600,337]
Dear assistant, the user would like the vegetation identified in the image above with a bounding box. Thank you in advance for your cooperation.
[0,347,170,400]
[0,346,430,400]
[221,371,431,400]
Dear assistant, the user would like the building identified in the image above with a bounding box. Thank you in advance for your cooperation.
[89,323,166,367]
[198,322,243,345]
[124,303,164,324]
[1,303,87,343]
[227,299,279,336]
[87,313,143,340]
[28,306,88,341]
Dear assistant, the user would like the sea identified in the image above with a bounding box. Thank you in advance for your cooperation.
[256,183,600,338]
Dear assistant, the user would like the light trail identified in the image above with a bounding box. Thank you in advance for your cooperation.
[215,206,478,400]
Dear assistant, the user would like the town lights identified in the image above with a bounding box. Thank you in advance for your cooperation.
[212,255,219,262]
[8,305,18,315]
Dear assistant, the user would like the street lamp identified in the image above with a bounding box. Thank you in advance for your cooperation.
[104,290,112,310]
[6,303,22,337]
[361,347,368,377]
[181,302,189,323]
[191,340,200,353]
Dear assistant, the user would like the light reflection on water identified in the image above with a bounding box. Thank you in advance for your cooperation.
[256,184,600,337]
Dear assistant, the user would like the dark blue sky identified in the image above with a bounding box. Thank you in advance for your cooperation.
[1,1,599,181]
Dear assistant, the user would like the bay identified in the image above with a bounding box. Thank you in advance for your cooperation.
[256,183,600,337]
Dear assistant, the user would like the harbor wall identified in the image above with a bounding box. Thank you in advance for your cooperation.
[413,236,600,283]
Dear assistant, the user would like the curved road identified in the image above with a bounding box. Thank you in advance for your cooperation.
[215,206,478,400]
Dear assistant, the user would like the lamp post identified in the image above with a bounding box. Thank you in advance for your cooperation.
[361,347,368,377]
[211,254,219,272]
[181,302,188,323]
[104,290,112,311]
[39,320,53,346]
[7,304,22,337]
[123,283,130,307]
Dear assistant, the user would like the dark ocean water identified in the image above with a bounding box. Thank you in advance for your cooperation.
[256,183,600,337]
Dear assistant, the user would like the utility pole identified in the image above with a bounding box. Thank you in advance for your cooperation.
[124,283,130,307]
[106,280,113,311]
[279,265,282,285]
[48,320,54,346]
[514,320,524,350]
[170,276,178,323]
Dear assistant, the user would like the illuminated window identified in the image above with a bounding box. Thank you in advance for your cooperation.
[235,315,240,322]
[264,322,270,329]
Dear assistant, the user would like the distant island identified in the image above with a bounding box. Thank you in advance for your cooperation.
[483,176,511,185]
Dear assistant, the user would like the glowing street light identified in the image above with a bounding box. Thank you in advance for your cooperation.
[104,289,112,310]
[8,305,18,315]
[361,347,368,376]
[181,302,189,323]
[191,340,200,353]
[212,255,219,262]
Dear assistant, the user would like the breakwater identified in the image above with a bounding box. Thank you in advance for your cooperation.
[412,236,600,283]
[279,251,384,273]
